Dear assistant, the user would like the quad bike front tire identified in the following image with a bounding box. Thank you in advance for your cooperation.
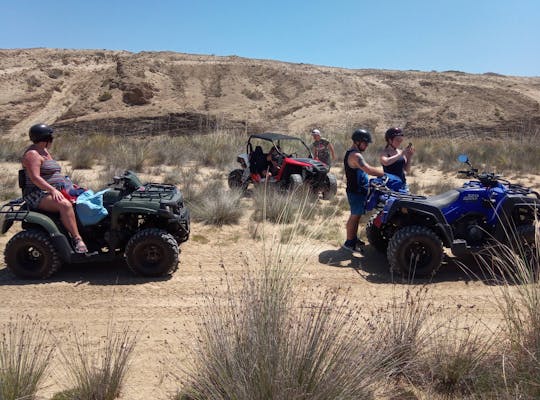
[125,228,179,277]
[365,213,388,253]
[228,169,246,190]
[387,225,443,278]
[4,229,62,279]
[321,173,337,200]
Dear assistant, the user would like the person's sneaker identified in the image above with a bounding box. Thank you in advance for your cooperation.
[341,239,358,252]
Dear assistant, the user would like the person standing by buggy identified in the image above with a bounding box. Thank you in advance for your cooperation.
[21,124,88,253]
[343,129,384,252]
[311,129,335,167]
[380,127,414,187]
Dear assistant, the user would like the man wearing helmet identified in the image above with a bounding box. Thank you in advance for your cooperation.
[22,123,88,253]
[342,128,384,252]
[380,127,414,186]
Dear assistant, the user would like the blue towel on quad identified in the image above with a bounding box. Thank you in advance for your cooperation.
[75,189,110,226]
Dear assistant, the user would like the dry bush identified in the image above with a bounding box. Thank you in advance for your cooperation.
[410,132,540,174]
[251,185,316,224]
[188,180,245,226]
[0,316,54,400]
[179,253,397,400]
[0,175,18,201]
[418,315,498,398]
[472,221,540,398]
[373,287,435,380]
[53,324,138,400]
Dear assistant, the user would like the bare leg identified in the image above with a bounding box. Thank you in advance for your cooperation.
[346,214,361,241]
[38,195,84,243]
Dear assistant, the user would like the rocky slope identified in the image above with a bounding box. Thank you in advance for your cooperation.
[1,48,539,140]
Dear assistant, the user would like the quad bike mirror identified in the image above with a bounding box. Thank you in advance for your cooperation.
[457,154,469,164]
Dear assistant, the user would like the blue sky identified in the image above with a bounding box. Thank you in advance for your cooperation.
[1,0,538,76]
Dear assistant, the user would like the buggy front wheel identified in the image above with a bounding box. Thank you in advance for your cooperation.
[288,174,303,192]
[228,169,247,190]
[321,173,337,200]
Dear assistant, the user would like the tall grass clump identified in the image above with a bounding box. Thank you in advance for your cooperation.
[0,315,54,400]
[179,269,397,400]
[251,185,317,224]
[476,221,540,397]
[188,181,245,226]
[179,191,398,399]
[53,324,138,400]
[374,287,435,380]
[418,314,497,398]
[0,175,18,201]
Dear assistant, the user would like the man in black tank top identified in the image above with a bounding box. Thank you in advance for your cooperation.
[343,129,384,252]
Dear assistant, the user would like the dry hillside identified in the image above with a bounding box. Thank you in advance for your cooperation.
[1,48,540,140]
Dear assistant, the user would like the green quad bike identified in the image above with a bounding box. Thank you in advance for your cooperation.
[0,170,190,279]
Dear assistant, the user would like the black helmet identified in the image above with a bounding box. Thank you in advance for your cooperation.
[29,124,54,143]
[384,127,403,142]
[351,129,372,144]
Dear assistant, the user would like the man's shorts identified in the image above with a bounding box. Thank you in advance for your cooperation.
[346,192,366,216]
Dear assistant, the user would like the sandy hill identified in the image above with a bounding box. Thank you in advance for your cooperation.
[1,48,540,140]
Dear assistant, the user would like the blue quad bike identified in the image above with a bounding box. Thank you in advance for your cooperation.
[364,155,540,277]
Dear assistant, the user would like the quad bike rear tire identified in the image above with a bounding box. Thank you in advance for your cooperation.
[387,225,443,278]
[125,228,179,277]
[366,213,388,253]
[321,173,337,200]
[4,229,62,279]
[228,169,246,190]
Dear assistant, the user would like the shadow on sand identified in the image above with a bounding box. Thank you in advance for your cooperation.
[319,244,501,285]
[0,259,173,286]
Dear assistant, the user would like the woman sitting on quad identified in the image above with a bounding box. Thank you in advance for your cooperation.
[22,123,88,253]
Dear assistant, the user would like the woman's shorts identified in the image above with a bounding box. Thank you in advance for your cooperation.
[23,189,48,210]
[346,192,367,216]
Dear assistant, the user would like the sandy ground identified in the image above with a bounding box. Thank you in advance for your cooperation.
[0,164,539,399]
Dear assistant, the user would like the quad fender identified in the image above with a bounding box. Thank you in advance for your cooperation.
[385,200,454,247]
[3,210,62,235]
[1,210,74,262]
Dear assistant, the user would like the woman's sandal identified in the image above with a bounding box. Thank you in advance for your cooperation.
[73,237,88,254]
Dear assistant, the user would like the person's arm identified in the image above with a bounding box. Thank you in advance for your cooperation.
[22,151,63,202]
[380,149,404,166]
[403,146,415,173]
[348,152,384,177]
[328,142,336,161]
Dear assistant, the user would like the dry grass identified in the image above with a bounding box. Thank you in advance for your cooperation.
[178,254,397,400]
[52,324,138,400]
[188,181,245,226]
[0,316,54,400]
